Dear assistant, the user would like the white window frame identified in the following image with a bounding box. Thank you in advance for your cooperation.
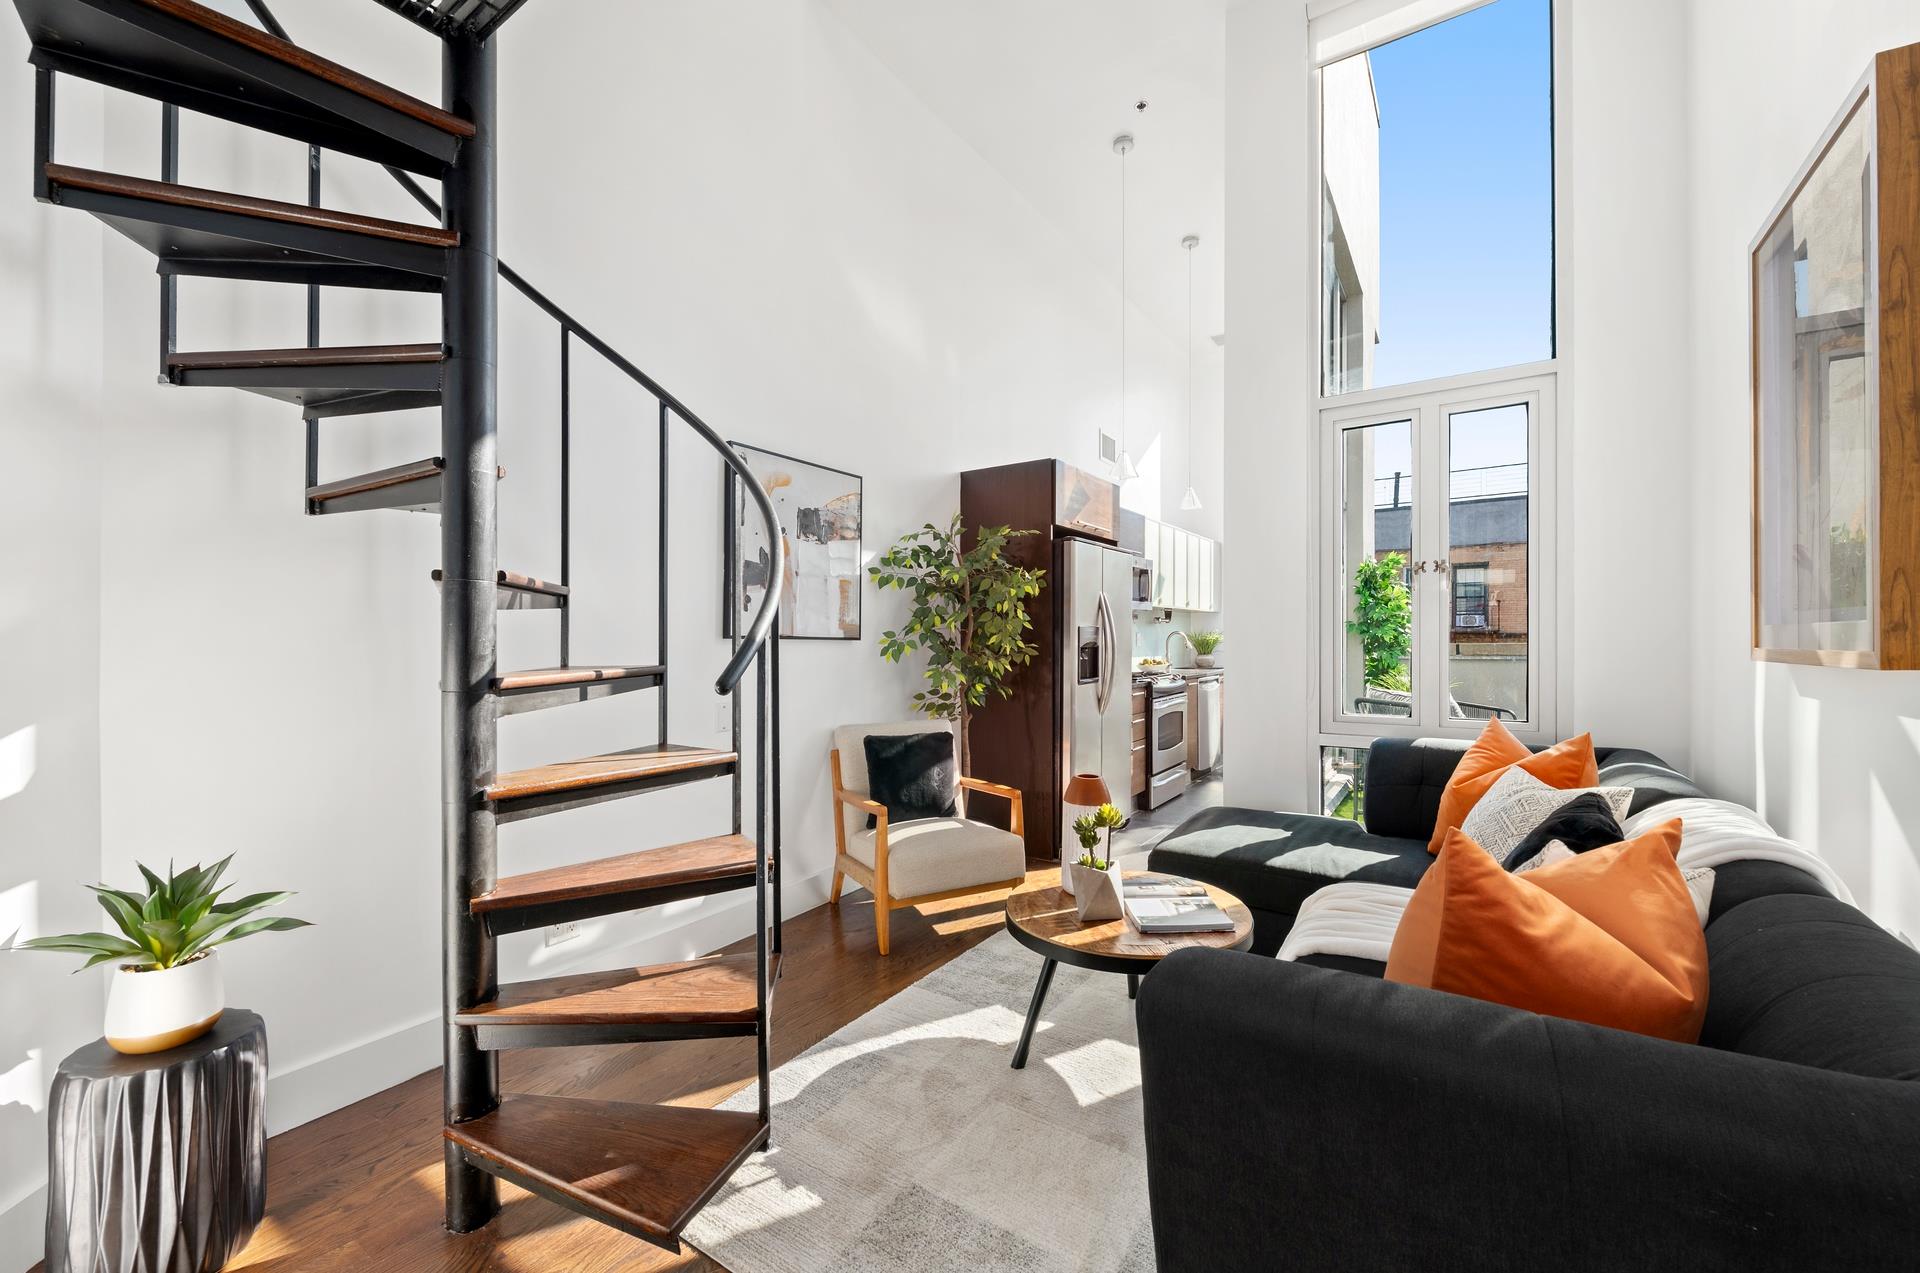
[1307,0,1574,756]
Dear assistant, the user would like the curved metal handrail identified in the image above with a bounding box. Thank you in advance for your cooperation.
[381,173,785,694]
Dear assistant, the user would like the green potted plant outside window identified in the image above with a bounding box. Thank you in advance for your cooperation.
[17,856,310,1054]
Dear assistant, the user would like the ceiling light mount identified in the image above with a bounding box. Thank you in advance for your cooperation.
[1182,234,1200,251]
[1112,133,1135,156]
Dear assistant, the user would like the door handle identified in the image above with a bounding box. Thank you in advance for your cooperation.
[1094,592,1114,715]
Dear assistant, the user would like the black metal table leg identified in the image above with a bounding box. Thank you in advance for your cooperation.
[1011,958,1058,1069]
[1127,972,1139,1000]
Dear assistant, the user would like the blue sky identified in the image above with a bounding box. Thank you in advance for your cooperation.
[1365,0,1554,391]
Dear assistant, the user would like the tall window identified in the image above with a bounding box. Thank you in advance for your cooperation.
[1316,0,1561,766]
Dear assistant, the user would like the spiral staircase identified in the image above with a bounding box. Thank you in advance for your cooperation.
[11,0,785,1250]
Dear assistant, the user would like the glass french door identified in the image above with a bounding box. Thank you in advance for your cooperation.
[1319,370,1556,741]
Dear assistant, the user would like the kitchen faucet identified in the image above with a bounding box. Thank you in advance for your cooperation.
[1165,629,1194,669]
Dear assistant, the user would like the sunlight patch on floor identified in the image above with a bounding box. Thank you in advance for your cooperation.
[1042,1037,1141,1108]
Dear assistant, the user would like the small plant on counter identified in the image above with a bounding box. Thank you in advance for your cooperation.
[1189,631,1224,656]
[1071,803,1131,871]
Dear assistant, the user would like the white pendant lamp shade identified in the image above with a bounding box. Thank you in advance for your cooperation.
[1118,450,1139,481]
[1181,486,1202,511]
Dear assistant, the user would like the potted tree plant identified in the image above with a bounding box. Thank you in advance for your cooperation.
[19,856,310,1054]
[869,515,1046,775]
[1190,630,1224,668]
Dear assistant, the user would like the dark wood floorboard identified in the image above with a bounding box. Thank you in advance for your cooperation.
[78,875,1032,1271]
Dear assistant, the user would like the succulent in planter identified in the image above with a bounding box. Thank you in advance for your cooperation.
[1068,804,1131,922]
[19,855,310,1054]
[1071,803,1131,872]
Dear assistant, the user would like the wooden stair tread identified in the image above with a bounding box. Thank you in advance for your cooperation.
[445,1095,766,1245]
[44,163,458,247]
[456,953,778,1027]
[473,835,758,916]
[485,745,737,803]
[129,0,474,138]
[307,456,442,503]
[168,343,443,372]
[306,457,505,506]
[494,663,666,692]
[431,568,569,597]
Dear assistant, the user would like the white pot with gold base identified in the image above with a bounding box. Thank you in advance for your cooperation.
[105,951,225,1055]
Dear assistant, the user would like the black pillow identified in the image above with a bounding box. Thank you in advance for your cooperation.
[863,732,957,829]
[1502,792,1625,872]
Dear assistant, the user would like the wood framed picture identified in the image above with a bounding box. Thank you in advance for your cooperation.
[724,443,863,640]
[1751,41,1920,669]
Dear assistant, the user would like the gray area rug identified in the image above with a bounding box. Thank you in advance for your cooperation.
[684,930,1155,1272]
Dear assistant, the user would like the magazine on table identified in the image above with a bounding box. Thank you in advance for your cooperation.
[1120,873,1209,900]
[1121,875,1234,933]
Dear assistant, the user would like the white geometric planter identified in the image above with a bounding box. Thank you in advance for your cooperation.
[1069,863,1125,923]
[104,950,225,1055]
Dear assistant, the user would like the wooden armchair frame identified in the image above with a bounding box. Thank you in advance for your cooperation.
[828,749,1026,954]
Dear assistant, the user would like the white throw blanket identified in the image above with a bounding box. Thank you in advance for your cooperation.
[1277,798,1855,964]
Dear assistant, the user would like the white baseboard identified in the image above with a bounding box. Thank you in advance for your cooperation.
[1,1183,44,1273]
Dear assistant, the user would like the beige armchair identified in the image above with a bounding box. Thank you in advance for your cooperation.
[829,721,1027,954]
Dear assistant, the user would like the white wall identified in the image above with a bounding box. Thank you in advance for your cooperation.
[0,29,109,1260]
[1,2,1224,1264]
[1686,0,1920,940]
[1224,0,1699,810]
[1223,0,1318,813]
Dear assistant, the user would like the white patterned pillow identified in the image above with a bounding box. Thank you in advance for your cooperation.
[1458,766,1635,866]
[1515,839,1715,925]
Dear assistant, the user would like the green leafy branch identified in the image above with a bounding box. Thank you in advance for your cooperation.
[1348,552,1412,691]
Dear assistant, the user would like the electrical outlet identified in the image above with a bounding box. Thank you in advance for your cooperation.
[544,921,581,948]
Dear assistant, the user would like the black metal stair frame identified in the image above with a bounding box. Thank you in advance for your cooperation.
[13,0,788,1249]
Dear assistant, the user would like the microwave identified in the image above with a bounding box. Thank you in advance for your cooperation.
[1131,560,1153,607]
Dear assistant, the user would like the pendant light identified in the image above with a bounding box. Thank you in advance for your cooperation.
[1113,133,1139,482]
[1180,234,1203,511]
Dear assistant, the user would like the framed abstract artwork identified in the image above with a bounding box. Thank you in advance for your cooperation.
[724,443,863,640]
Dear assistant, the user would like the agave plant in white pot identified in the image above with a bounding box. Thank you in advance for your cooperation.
[19,856,310,1054]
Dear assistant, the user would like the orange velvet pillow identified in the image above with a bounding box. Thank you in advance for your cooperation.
[1426,719,1600,853]
[1386,821,1707,1043]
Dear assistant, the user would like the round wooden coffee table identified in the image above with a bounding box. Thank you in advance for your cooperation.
[1003,871,1254,1068]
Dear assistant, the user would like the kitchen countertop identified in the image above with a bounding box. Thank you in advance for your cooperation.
[1133,666,1225,678]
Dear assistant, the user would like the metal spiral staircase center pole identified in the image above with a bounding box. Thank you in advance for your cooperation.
[438,30,501,1235]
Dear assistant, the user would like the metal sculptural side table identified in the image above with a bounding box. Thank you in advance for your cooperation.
[47,1009,266,1273]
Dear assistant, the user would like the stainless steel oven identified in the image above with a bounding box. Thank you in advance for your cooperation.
[1142,676,1189,808]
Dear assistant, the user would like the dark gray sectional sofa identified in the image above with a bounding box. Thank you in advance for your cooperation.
[1137,737,1920,1271]
[1147,737,1823,952]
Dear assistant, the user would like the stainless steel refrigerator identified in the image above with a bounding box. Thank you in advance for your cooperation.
[1057,536,1136,851]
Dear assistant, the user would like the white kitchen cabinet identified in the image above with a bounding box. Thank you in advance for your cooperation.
[1141,517,1221,612]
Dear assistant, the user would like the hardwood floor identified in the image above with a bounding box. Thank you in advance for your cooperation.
[204,879,1023,1271]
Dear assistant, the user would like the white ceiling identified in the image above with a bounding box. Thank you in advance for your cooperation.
[825,0,1228,352]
